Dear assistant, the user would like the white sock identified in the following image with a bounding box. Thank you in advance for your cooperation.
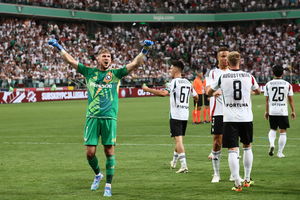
[105,183,111,188]
[212,150,221,176]
[268,129,276,147]
[243,147,253,182]
[278,133,287,154]
[172,151,179,163]
[228,149,240,186]
[178,153,187,168]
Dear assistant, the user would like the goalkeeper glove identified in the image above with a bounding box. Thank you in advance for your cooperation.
[141,40,154,55]
[48,38,64,51]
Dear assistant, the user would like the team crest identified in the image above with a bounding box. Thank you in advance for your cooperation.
[104,72,113,83]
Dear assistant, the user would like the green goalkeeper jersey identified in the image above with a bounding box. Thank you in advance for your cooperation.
[77,63,128,120]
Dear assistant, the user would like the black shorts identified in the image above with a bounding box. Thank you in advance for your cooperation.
[211,116,223,135]
[170,119,187,137]
[194,94,203,107]
[203,94,209,106]
[269,115,290,130]
[222,122,253,148]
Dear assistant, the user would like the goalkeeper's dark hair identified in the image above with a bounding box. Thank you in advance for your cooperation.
[272,65,284,77]
[171,60,184,71]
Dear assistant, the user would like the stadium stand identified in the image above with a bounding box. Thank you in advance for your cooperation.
[0,16,299,89]
[1,0,300,13]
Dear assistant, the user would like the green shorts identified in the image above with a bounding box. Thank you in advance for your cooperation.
[83,118,117,146]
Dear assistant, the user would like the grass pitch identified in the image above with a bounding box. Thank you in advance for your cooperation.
[0,94,299,200]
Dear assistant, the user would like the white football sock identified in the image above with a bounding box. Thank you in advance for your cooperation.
[212,150,221,176]
[172,151,179,163]
[228,149,240,186]
[178,153,187,168]
[278,133,287,154]
[268,129,276,147]
[243,147,253,182]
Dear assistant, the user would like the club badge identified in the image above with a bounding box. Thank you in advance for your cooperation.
[104,71,112,83]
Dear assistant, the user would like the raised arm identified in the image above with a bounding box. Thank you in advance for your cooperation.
[142,84,168,97]
[126,40,154,74]
[48,39,79,70]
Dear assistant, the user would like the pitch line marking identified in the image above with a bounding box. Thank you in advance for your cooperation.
[1,141,297,147]
[1,135,300,140]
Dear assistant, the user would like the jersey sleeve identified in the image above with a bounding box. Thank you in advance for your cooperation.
[264,83,269,96]
[211,75,221,91]
[251,75,259,90]
[191,87,197,97]
[165,82,172,93]
[113,66,128,79]
[77,63,94,77]
[206,70,213,87]
[288,84,294,96]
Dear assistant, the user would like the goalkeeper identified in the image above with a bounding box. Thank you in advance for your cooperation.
[48,38,154,197]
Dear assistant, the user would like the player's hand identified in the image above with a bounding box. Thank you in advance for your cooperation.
[291,112,296,120]
[142,83,149,90]
[141,40,154,55]
[48,38,64,51]
[213,90,222,97]
[264,112,269,120]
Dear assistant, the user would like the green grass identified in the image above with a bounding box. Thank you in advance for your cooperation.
[0,94,300,200]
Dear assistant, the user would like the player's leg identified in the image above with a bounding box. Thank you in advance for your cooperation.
[268,116,278,156]
[170,120,188,173]
[210,116,223,183]
[203,95,210,123]
[277,116,289,158]
[277,129,287,158]
[224,123,242,191]
[101,119,117,197]
[240,122,254,187]
[197,94,203,123]
[83,118,103,191]
[174,136,188,173]
[170,119,179,168]
[103,145,115,197]
[192,99,197,124]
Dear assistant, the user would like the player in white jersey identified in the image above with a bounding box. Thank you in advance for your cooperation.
[208,52,260,191]
[206,47,231,183]
[142,60,198,173]
[264,65,296,158]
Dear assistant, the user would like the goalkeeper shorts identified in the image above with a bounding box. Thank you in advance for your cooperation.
[83,118,117,146]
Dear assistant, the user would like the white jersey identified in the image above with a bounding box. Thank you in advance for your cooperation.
[264,79,293,116]
[211,70,259,122]
[206,67,229,116]
[166,78,197,120]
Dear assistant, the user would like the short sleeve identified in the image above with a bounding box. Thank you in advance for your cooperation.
[165,82,172,93]
[251,75,259,90]
[77,63,94,77]
[264,83,269,96]
[211,76,221,91]
[288,84,294,96]
[206,70,213,87]
[113,66,128,79]
[191,87,197,97]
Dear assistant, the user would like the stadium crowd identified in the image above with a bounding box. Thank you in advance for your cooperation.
[1,0,300,13]
[0,18,299,89]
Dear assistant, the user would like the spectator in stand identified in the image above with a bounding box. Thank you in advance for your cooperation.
[0,17,299,89]
[1,0,299,13]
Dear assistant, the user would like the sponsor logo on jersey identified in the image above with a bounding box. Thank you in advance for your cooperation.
[225,103,249,107]
[90,82,112,89]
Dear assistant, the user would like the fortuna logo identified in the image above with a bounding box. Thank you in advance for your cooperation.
[104,72,113,83]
